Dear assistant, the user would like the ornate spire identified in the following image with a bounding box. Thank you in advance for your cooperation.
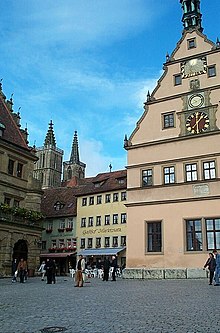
[70,131,80,163]
[180,0,203,32]
[44,120,56,147]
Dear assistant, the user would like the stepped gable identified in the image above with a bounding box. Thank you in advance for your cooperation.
[76,169,127,196]
[0,95,30,150]
[41,187,78,218]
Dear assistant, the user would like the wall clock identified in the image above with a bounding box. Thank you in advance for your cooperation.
[186,112,209,134]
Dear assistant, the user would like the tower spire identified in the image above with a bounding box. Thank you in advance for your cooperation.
[70,131,80,163]
[44,120,56,148]
[180,0,203,32]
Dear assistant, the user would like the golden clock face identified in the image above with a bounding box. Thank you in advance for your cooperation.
[183,58,206,78]
[186,112,209,134]
[188,94,204,108]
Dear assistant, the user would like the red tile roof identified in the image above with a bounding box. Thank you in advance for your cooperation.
[0,95,30,150]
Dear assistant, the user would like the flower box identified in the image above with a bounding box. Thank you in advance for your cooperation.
[58,228,65,232]
[46,229,52,233]
[66,227,73,232]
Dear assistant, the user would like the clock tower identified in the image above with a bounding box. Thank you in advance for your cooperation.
[124,1,220,279]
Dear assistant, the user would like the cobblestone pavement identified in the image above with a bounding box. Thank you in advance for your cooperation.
[0,276,220,333]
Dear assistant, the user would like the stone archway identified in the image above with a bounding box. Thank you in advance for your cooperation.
[13,239,28,261]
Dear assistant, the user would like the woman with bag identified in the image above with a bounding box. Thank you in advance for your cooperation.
[204,253,216,285]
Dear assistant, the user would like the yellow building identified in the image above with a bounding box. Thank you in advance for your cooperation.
[76,170,127,268]
[124,1,220,279]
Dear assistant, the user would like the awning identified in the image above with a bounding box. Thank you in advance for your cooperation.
[78,247,126,256]
[40,252,76,258]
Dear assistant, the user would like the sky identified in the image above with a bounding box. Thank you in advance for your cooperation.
[0,0,220,177]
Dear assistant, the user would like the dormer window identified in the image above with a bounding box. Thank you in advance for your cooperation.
[0,122,5,137]
[54,201,65,210]
[117,178,125,184]
[187,38,196,49]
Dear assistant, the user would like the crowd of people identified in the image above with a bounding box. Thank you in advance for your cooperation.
[11,250,220,287]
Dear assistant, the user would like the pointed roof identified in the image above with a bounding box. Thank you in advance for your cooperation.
[0,83,30,150]
[44,120,56,148]
[180,0,203,32]
[70,131,80,163]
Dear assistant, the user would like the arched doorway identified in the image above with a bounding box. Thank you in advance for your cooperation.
[13,240,28,261]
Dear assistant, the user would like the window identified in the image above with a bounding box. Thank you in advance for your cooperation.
[163,112,174,128]
[105,215,110,225]
[67,218,73,229]
[82,198,87,206]
[4,197,11,206]
[59,239,65,248]
[104,237,110,247]
[105,194,111,203]
[118,178,125,184]
[8,159,14,175]
[54,201,64,210]
[16,163,23,178]
[121,213,127,224]
[113,214,118,225]
[164,166,175,184]
[41,241,46,250]
[88,238,93,248]
[142,169,153,187]
[51,240,57,248]
[186,219,202,251]
[13,200,20,208]
[59,220,65,229]
[208,65,216,78]
[121,191,127,201]
[147,222,162,252]
[96,237,101,248]
[113,193,119,202]
[205,219,220,250]
[96,216,101,226]
[112,236,118,247]
[203,161,216,180]
[97,195,102,204]
[174,74,182,86]
[81,218,86,228]
[0,122,5,137]
[187,38,196,49]
[47,222,53,230]
[88,217,93,227]
[121,236,126,246]
[80,238,85,248]
[89,196,94,205]
[185,163,198,182]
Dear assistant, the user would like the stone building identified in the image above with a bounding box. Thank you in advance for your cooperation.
[0,83,43,277]
[63,131,86,182]
[124,0,220,279]
[33,120,63,189]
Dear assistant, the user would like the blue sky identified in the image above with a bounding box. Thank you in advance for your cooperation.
[1,1,220,176]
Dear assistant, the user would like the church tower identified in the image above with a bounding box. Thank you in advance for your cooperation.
[63,131,86,182]
[180,0,203,32]
[33,120,63,189]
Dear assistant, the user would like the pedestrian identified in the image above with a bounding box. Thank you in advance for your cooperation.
[111,255,117,281]
[96,259,103,279]
[12,259,18,283]
[103,257,110,281]
[213,249,220,286]
[17,258,27,283]
[75,255,85,287]
[203,253,216,285]
[45,258,55,284]
[38,261,46,281]
[52,260,56,284]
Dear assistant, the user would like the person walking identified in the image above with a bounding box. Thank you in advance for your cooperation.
[103,257,110,281]
[12,259,18,283]
[45,258,55,284]
[111,255,117,281]
[17,258,27,283]
[203,253,216,285]
[38,261,46,281]
[213,249,220,286]
[75,255,85,287]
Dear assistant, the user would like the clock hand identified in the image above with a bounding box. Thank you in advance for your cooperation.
[192,115,204,130]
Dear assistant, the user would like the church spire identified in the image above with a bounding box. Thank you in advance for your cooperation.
[180,0,203,33]
[44,120,56,148]
[70,131,80,163]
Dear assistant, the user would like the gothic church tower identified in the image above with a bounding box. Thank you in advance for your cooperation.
[63,131,86,182]
[33,120,63,189]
